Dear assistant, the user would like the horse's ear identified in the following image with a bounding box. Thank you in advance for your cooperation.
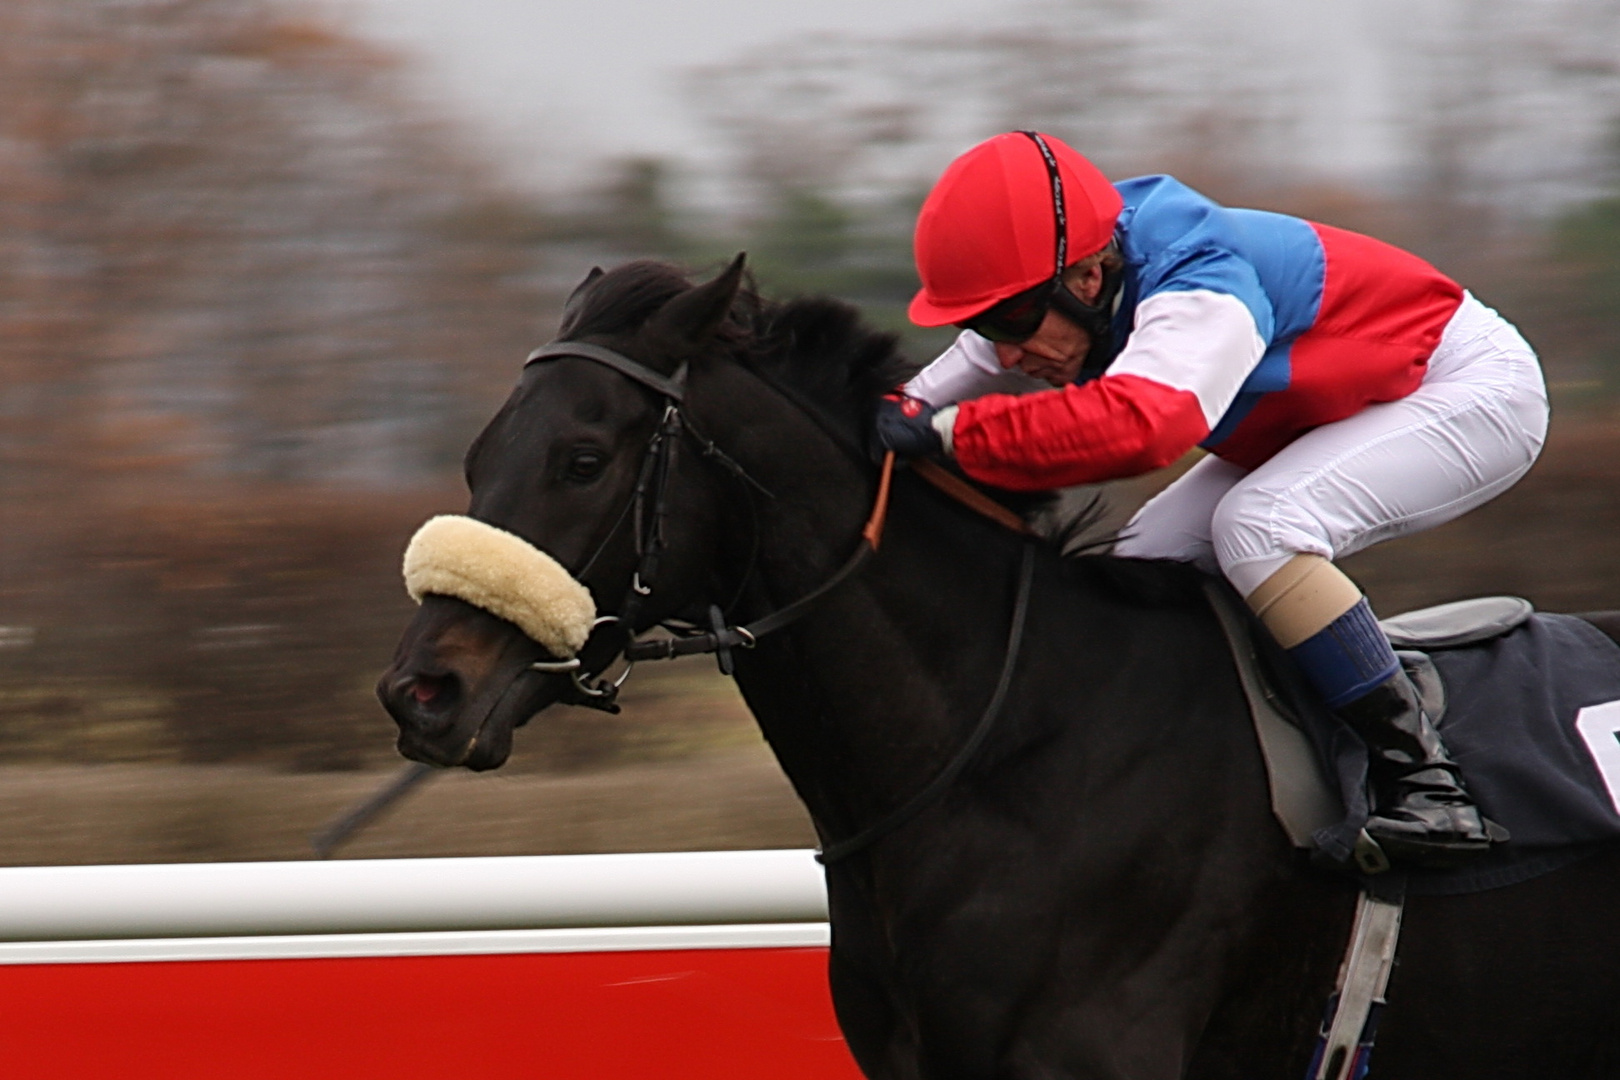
[648,253,747,350]
[559,266,605,333]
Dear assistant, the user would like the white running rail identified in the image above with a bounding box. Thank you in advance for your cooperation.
[0,849,828,943]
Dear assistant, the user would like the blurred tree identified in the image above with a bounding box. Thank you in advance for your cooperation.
[750,189,853,287]
[1547,124,1620,397]
[594,157,684,258]
[680,0,1620,374]
[1381,0,1620,258]
[5,0,1620,778]
[0,0,556,492]
[682,0,1314,356]
[683,0,1620,256]
[0,0,568,768]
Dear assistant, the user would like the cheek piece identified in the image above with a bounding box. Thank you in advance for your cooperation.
[1049,258,1125,377]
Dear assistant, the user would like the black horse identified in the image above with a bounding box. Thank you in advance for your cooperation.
[378,257,1620,1079]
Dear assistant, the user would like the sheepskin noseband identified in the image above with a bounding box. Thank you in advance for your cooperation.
[402,515,596,658]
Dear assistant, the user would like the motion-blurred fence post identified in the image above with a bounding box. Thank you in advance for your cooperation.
[311,762,436,858]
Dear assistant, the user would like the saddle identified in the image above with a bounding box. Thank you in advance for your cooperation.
[1208,586,1620,893]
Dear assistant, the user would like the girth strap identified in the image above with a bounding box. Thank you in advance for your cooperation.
[1308,878,1408,1080]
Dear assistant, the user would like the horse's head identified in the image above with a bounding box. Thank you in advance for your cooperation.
[377,257,754,770]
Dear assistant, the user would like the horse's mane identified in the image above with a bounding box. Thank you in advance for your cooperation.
[559,260,1203,607]
[558,258,913,449]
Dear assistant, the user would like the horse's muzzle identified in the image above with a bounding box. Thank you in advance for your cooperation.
[378,595,572,771]
[377,515,603,770]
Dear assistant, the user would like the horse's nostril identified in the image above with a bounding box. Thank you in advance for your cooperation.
[409,674,459,710]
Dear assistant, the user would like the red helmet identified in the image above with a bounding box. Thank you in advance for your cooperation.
[909,132,1123,327]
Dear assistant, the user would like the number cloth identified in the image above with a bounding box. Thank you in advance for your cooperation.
[1317,615,1620,894]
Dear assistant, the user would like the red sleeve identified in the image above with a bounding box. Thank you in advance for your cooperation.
[949,374,1211,491]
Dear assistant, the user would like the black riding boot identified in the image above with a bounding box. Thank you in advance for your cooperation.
[1335,671,1492,867]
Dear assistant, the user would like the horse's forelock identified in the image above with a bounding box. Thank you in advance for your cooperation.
[557,260,697,341]
[556,261,913,431]
[556,259,761,364]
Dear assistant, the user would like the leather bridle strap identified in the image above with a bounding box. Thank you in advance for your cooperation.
[626,541,874,661]
[527,341,688,400]
[624,452,896,663]
[524,337,892,677]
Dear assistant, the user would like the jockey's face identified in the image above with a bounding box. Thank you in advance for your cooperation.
[990,261,1105,387]
[993,310,1091,386]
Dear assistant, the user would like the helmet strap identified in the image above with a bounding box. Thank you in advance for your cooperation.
[1049,249,1125,380]
[1018,130,1122,380]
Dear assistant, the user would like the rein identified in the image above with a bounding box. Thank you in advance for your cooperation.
[911,458,1035,537]
[819,539,1034,864]
[526,337,1039,863]
[624,451,895,666]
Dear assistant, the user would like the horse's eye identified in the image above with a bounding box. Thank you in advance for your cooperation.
[564,448,607,483]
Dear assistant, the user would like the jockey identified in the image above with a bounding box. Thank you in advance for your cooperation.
[874,130,1549,867]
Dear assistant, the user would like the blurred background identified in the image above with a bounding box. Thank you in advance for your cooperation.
[2,0,1619,865]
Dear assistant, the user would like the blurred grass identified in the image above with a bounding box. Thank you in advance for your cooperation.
[0,659,818,867]
[0,749,816,867]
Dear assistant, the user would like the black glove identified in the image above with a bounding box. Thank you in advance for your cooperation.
[873,394,946,458]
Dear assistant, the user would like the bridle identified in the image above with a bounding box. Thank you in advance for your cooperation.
[522,337,1036,864]
[522,340,886,708]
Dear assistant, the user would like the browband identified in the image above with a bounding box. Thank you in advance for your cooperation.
[526,341,688,402]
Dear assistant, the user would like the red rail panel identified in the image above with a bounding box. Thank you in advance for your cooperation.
[1,946,864,1079]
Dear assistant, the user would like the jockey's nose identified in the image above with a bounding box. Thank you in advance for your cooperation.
[994,341,1026,369]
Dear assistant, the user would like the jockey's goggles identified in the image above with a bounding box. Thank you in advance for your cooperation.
[955,278,1061,343]
[953,131,1123,360]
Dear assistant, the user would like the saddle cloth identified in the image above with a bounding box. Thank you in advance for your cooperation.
[1208,587,1620,895]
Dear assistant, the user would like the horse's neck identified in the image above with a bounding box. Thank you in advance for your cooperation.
[724,461,1060,840]
[716,449,1245,857]
[692,366,1235,844]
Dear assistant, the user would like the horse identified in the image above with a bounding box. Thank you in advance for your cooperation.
[377,256,1620,1079]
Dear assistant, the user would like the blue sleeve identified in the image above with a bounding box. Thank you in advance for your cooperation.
[1138,245,1276,346]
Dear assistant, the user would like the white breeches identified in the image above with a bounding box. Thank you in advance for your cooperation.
[1112,293,1549,597]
